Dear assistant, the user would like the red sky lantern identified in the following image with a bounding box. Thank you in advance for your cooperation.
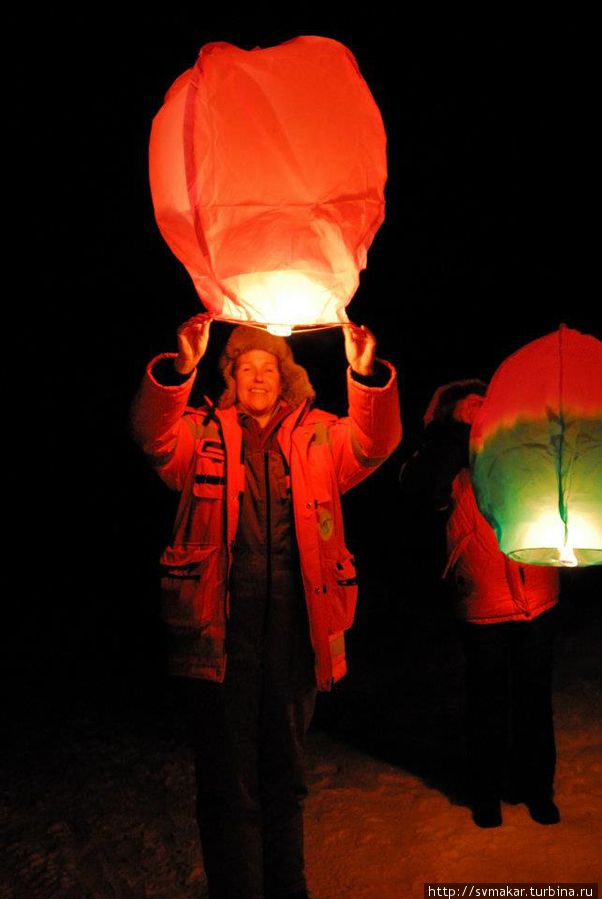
[470,326,602,567]
[149,36,387,335]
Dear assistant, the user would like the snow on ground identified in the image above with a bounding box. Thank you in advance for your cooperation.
[304,723,601,897]
[2,594,600,898]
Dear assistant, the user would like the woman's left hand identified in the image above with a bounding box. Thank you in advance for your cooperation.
[343,323,377,376]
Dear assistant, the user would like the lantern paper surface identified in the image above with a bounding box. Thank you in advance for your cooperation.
[149,37,387,333]
[470,327,602,567]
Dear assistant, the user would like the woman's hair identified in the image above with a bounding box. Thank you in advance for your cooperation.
[423,378,487,426]
[218,326,315,409]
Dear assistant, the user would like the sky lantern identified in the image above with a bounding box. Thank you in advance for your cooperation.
[149,36,387,336]
[470,326,602,567]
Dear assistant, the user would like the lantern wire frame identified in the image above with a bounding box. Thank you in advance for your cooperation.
[199,312,358,337]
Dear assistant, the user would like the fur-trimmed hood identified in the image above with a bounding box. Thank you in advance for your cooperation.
[218,326,315,409]
[423,379,487,427]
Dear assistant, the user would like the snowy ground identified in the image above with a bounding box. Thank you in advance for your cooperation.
[2,591,600,898]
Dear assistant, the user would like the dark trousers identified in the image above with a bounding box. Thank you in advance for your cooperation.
[181,664,316,899]
[459,605,557,803]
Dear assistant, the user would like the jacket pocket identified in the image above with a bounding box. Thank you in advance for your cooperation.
[326,552,358,632]
[160,545,225,628]
[183,441,226,544]
[193,440,226,501]
[312,482,336,543]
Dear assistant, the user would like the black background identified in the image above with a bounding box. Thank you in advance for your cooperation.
[10,11,600,701]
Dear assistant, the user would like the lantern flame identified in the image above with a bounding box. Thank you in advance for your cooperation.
[558,542,578,567]
[223,270,350,331]
[508,510,601,566]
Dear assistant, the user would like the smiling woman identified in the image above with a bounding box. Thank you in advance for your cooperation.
[218,324,316,413]
[130,315,401,898]
[234,350,282,427]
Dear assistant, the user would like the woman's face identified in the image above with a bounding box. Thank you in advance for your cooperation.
[234,350,282,421]
[453,393,484,425]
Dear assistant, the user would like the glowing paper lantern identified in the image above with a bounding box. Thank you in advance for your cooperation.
[149,36,386,335]
[471,326,602,567]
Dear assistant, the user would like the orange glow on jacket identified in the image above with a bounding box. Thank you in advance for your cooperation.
[131,353,402,688]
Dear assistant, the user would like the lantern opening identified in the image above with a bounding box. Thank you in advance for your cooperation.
[222,270,351,332]
[504,510,602,567]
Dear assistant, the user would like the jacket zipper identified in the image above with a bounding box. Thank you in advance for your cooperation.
[215,413,231,623]
[263,449,272,637]
[288,406,333,689]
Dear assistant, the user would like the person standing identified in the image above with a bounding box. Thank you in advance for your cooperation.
[131,316,401,898]
[400,380,560,829]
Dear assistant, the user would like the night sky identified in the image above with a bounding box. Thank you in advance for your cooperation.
[12,12,600,697]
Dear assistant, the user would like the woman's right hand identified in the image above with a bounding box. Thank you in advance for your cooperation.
[174,315,212,374]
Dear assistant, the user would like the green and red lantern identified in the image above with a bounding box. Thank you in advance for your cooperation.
[470,326,602,567]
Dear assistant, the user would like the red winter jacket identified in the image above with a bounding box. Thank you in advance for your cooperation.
[131,353,401,689]
[446,469,559,624]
